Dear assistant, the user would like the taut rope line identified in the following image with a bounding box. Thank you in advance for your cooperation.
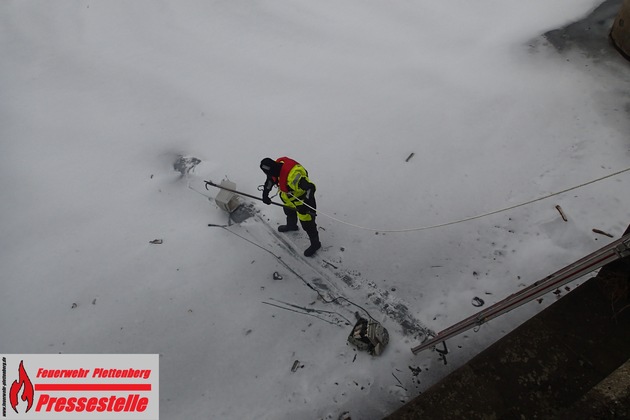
[291,166,630,233]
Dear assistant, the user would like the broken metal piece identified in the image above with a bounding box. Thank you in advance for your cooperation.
[347,316,389,356]
[339,412,352,420]
[472,297,485,307]
[592,228,614,238]
[555,205,568,221]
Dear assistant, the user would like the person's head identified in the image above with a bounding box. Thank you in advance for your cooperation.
[260,158,282,177]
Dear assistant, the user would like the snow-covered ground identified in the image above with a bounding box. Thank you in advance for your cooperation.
[2,1,629,419]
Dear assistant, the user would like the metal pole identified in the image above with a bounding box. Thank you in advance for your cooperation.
[411,233,630,355]
[204,180,288,208]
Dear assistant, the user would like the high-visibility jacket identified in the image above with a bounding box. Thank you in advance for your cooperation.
[268,157,316,221]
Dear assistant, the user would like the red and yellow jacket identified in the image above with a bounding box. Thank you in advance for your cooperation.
[263,157,316,220]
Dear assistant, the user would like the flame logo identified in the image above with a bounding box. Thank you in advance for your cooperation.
[9,360,34,414]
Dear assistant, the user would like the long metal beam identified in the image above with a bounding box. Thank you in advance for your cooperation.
[411,233,630,355]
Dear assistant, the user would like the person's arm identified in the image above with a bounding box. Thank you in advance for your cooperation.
[262,176,275,204]
[297,178,316,211]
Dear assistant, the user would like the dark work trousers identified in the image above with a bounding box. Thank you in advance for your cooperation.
[283,199,320,246]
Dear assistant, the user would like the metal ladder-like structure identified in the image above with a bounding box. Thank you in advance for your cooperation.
[411,233,630,355]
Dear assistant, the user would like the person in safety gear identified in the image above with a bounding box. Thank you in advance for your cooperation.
[260,157,321,257]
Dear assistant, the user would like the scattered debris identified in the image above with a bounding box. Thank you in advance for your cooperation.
[92,299,97,305]
[339,411,352,420]
[592,228,614,238]
[273,272,283,280]
[347,313,389,356]
[173,155,201,175]
[71,303,78,309]
[555,205,568,222]
[435,341,449,365]
[472,297,485,307]
[291,360,301,373]
[322,259,338,269]
[392,372,407,391]
[405,152,415,162]
[149,239,163,245]
[409,366,422,376]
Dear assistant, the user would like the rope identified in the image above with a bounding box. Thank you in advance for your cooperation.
[292,166,630,233]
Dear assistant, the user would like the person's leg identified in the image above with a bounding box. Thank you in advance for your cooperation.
[278,207,299,232]
[301,219,321,257]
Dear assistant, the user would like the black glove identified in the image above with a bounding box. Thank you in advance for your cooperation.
[303,183,315,203]
[299,178,316,195]
[262,194,271,205]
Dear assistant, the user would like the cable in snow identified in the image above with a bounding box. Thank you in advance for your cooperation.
[265,298,353,326]
[261,301,347,327]
[186,176,214,200]
[207,224,378,322]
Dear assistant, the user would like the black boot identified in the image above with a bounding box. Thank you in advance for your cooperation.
[303,223,321,257]
[279,208,299,232]
[304,240,321,257]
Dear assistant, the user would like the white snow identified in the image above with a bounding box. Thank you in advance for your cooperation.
[2,0,629,419]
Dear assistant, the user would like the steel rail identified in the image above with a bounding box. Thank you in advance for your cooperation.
[412,233,630,354]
